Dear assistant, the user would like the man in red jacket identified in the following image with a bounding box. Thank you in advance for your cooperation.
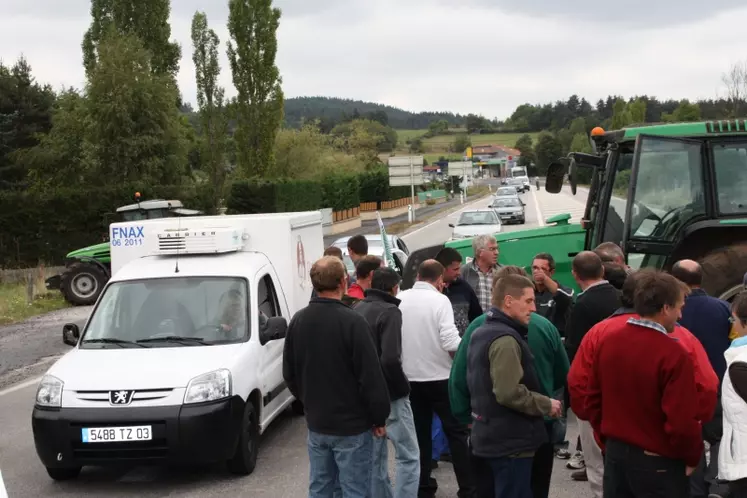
[570,269,706,497]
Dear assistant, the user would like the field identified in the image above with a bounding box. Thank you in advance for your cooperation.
[0,282,69,326]
[394,129,540,163]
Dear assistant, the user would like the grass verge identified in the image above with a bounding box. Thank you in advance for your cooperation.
[0,281,69,327]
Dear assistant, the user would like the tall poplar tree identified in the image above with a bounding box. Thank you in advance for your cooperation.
[227,0,284,177]
[191,11,229,210]
[82,0,181,79]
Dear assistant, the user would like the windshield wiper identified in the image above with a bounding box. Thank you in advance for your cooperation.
[82,338,148,348]
[136,336,210,346]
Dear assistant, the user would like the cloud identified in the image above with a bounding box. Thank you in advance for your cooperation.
[2,0,747,121]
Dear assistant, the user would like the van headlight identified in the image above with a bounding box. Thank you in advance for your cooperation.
[35,375,64,408]
[184,369,232,404]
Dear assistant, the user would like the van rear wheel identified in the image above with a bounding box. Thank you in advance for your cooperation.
[227,401,259,475]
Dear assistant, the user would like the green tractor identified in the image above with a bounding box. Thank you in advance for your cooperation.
[402,119,747,302]
[46,195,202,305]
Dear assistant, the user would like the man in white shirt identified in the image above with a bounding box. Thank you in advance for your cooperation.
[399,259,476,498]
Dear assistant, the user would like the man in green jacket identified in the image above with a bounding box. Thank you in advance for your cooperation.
[449,265,569,498]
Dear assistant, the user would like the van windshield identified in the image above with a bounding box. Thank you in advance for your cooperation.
[80,277,250,348]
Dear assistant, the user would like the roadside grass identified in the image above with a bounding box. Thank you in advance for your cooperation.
[396,129,428,143]
[0,275,69,326]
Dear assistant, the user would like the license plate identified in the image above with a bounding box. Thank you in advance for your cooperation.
[81,425,152,443]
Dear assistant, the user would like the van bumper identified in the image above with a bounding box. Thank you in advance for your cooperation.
[32,395,245,469]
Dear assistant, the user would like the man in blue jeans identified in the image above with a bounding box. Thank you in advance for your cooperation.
[355,267,420,498]
[283,256,391,498]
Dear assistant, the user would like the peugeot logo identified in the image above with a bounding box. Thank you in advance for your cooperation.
[109,390,135,406]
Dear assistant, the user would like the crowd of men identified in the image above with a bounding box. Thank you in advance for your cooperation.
[282,233,747,498]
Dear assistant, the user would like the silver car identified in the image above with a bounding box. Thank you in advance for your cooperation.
[490,196,526,224]
[448,209,502,240]
[494,186,520,198]
[332,234,410,276]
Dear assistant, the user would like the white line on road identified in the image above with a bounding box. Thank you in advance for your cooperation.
[0,470,8,498]
[531,187,545,227]
[402,194,492,240]
[0,376,41,398]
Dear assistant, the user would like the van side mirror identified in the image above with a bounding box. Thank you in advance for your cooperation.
[63,323,80,346]
[260,316,288,345]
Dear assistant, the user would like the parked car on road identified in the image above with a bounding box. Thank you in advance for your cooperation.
[448,209,502,240]
[490,196,526,224]
[494,186,520,199]
[332,234,410,276]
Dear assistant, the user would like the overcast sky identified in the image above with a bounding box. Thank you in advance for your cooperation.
[3,0,747,120]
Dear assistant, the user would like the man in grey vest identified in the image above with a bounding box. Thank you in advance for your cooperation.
[467,273,562,497]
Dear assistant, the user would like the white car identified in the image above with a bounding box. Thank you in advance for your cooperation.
[494,186,520,199]
[448,209,502,240]
[332,234,410,276]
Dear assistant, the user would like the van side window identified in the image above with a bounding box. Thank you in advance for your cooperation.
[257,275,281,319]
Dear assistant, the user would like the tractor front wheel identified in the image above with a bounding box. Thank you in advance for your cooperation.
[60,262,108,306]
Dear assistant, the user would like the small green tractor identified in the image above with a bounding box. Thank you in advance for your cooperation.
[46,195,202,305]
[402,119,747,302]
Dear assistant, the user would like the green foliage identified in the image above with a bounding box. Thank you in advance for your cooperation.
[0,57,56,190]
[274,123,365,179]
[191,11,229,211]
[357,168,410,203]
[533,132,563,176]
[610,99,632,129]
[331,119,398,153]
[84,28,188,186]
[662,100,701,122]
[320,172,360,211]
[82,0,181,79]
[0,184,213,268]
[227,178,322,214]
[628,98,647,124]
[451,133,471,153]
[227,0,284,177]
[613,169,631,196]
[514,134,535,167]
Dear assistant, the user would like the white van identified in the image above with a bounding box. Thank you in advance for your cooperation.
[31,212,323,480]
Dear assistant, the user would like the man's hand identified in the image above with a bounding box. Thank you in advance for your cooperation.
[373,426,387,438]
[549,399,563,418]
[686,465,696,476]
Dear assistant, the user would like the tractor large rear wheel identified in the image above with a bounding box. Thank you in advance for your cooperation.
[60,262,108,306]
[700,242,747,302]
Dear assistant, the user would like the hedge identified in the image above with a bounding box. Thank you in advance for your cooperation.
[227,179,322,214]
[320,173,360,212]
[0,183,214,268]
[357,168,413,204]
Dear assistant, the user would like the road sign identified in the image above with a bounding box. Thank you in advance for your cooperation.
[388,156,424,207]
[388,156,423,168]
[448,161,472,177]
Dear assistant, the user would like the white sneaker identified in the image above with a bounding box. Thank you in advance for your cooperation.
[566,451,585,469]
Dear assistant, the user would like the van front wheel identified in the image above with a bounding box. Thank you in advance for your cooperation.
[227,401,259,475]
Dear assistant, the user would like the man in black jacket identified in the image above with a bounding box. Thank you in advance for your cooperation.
[564,251,622,494]
[283,255,390,498]
[436,247,483,336]
[532,252,574,337]
[355,267,419,498]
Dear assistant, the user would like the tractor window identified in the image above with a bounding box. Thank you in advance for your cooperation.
[628,137,706,242]
[597,150,633,248]
[713,143,747,214]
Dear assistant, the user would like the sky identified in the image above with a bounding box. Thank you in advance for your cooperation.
[2,0,747,121]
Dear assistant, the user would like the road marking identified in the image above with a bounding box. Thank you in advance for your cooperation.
[0,376,42,398]
[0,470,7,498]
[531,188,545,227]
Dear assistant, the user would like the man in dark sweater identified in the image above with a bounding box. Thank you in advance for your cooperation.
[354,267,419,498]
[564,251,622,493]
[467,273,562,497]
[531,253,574,337]
[436,247,483,336]
[283,255,390,498]
[671,259,732,498]
[582,269,704,497]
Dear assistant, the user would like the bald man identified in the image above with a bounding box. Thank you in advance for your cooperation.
[671,259,730,498]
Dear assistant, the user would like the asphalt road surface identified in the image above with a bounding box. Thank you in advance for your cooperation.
[0,185,595,498]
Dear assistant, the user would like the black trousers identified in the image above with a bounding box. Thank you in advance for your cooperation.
[410,379,476,498]
[530,422,555,498]
[603,439,688,498]
[729,478,747,498]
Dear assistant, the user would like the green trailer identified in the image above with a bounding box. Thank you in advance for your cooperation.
[46,196,202,306]
[402,119,747,303]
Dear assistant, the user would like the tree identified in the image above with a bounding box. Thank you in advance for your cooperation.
[82,0,181,79]
[514,134,535,167]
[192,11,229,211]
[227,0,284,178]
[533,132,563,176]
[722,62,747,118]
[84,27,188,185]
[0,57,56,189]
[451,133,471,153]
[662,100,701,122]
[610,99,632,129]
[628,98,647,124]
[428,119,449,135]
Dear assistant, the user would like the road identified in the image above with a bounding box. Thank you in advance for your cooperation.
[0,185,594,498]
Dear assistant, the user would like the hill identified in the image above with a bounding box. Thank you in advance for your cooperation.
[283,96,464,130]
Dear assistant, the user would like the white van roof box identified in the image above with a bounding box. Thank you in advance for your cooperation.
[153,226,246,255]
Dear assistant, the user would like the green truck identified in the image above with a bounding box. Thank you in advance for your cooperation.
[402,120,747,303]
[46,196,202,305]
